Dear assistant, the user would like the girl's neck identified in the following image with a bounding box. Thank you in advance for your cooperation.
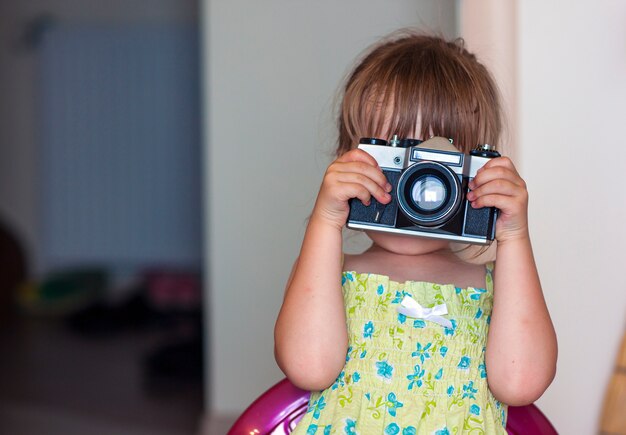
[346,242,486,288]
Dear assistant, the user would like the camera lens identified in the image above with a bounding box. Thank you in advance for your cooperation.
[397,162,462,227]
[411,176,446,211]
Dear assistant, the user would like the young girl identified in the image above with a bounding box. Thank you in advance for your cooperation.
[274,31,557,434]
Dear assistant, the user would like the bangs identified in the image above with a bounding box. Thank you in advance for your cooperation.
[347,82,422,144]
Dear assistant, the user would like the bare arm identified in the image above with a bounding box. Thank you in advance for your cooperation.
[274,149,392,391]
[468,157,557,405]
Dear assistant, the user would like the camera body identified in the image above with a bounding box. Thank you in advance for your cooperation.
[347,136,500,245]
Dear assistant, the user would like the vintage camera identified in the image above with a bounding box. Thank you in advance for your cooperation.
[347,135,501,244]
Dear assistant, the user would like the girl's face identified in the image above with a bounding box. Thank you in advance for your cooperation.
[365,230,449,256]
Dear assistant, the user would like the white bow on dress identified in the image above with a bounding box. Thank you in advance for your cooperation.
[396,295,453,329]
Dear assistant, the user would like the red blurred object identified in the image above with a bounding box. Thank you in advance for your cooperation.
[229,378,557,435]
[143,269,201,311]
[507,403,558,434]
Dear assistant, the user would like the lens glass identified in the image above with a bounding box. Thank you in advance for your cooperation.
[411,175,446,211]
[397,161,462,227]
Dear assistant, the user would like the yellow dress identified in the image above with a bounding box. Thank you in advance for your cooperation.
[292,264,507,434]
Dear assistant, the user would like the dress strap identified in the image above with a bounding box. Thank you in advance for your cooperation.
[485,261,494,292]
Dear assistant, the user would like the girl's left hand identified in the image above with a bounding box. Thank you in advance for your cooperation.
[466,157,529,243]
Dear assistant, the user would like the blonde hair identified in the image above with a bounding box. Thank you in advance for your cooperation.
[337,31,502,156]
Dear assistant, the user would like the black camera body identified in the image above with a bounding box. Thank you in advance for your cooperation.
[347,136,500,245]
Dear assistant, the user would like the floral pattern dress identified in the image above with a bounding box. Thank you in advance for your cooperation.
[292,263,507,434]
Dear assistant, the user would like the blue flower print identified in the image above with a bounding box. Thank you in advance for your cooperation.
[462,381,478,399]
[384,424,416,435]
[342,272,355,286]
[412,319,426,328]
[475,307,483,319]
[440,346,448,358]
[306,424,318,435]
[363,321,374,339]
[352,371,361,383]
[444,319,457,336]
[324,426,332,435]
[434,367,443,380]
[470,404,481,416]
[469,287,487,300]
[392,290,408,304]
[344,419,356,435]
[377,284,385,295]
[397,313,407,324]
[447,385,454,396]
[411,342,432,363]
[407,364,425,390]
[487,315,491,325]
[478,363,487,378]
[435,428,450,435]
[308,396,326,419]
[346,346,352,363]
[384,423,400,435]
[455,287,462,294]
[332,371,345,390]
[458,355,471,370]
[386,392,404,417]
[376,360,394,380]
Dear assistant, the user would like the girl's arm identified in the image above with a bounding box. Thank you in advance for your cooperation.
[467,157,557,405]
[274,149,392,391]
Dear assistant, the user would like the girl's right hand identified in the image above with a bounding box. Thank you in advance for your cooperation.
[312,148,393,229]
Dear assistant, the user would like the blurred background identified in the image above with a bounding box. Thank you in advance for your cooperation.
[0,0,204,434]
[0,1,625,434]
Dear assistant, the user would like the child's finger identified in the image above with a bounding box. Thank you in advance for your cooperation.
[335,171,392,204]
[467,178,526,203]
[336,148,380,168]
[334,161,391,192]
[469,192,523,212]
[471,165,526,190]
[480,156,518,172]
[468,177,528,211]
[340,182,374,207]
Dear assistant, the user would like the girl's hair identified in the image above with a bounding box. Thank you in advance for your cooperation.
[337,31,502,156]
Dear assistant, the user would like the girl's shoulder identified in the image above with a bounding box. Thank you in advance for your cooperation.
[343,251,384,273]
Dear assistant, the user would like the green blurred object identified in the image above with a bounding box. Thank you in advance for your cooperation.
[17,268,108,317]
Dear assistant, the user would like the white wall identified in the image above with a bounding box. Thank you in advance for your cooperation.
[517,2,626,433]
[202,0,457,414]
[459,0,517,162]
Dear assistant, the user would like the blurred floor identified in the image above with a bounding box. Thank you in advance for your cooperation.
[0,316,203,435]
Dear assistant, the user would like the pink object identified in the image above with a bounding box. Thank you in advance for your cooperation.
[507,404,558,435]
[228,378,309,435]
[143,270,201,310]
[228,378,558,435]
